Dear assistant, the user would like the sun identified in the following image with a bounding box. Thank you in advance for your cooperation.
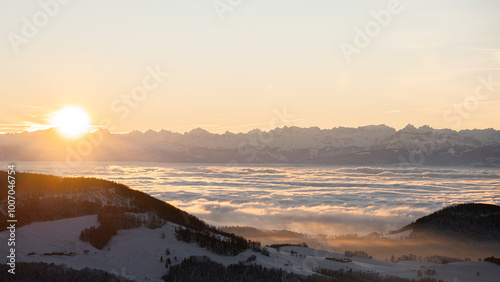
[51,106,91,137]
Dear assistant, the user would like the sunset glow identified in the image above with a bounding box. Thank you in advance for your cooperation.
[50,106,90,137]
[1,1,499,280]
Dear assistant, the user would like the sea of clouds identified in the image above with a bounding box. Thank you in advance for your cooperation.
[5,162,500,235]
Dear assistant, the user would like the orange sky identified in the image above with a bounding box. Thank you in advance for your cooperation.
[1,0,499,134]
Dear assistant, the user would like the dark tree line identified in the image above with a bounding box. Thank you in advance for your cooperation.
[484,256,500,266]
[325,257,352,263]
[79,223,117,250]
[79,212,164,249]
[268,242,308,249]
[344,250,371,259]
[163,256,446,282]
[0,262,133,282]
[174,227,265,256]
[314,267,443,282]
[390,253,464,264]
[98,212,165,229]
[163,256,329,282]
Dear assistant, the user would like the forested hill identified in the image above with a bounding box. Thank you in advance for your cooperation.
[402,203,500,241]
[0,170,205,230]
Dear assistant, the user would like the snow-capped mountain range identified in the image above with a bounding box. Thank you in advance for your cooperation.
[1,124,499,166]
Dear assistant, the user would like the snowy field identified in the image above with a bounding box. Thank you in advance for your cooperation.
[1,215,499,282]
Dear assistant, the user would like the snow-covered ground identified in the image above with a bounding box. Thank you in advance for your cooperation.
[0,215,498,282]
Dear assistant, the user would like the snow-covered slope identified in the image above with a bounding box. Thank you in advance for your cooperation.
[1,215,498,282]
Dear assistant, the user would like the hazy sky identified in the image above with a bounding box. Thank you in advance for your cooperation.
[1,0,499,134]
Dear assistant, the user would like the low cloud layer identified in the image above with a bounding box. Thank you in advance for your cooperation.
[8,162,500,235]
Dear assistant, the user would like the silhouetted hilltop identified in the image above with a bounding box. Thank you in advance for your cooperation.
[402,203,500,241]
[0,170,203,230]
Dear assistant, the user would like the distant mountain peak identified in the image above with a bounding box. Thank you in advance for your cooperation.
[187,128,211,135]
[1,125,498,165]
[400,124,418,132]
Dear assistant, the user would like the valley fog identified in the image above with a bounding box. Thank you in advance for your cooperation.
[6,161,499,236]
[222,226,500,262]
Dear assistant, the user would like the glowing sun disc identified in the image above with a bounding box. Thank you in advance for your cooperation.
[51,106,90,137]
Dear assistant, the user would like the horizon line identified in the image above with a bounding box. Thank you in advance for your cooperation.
[1,123,499,136]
